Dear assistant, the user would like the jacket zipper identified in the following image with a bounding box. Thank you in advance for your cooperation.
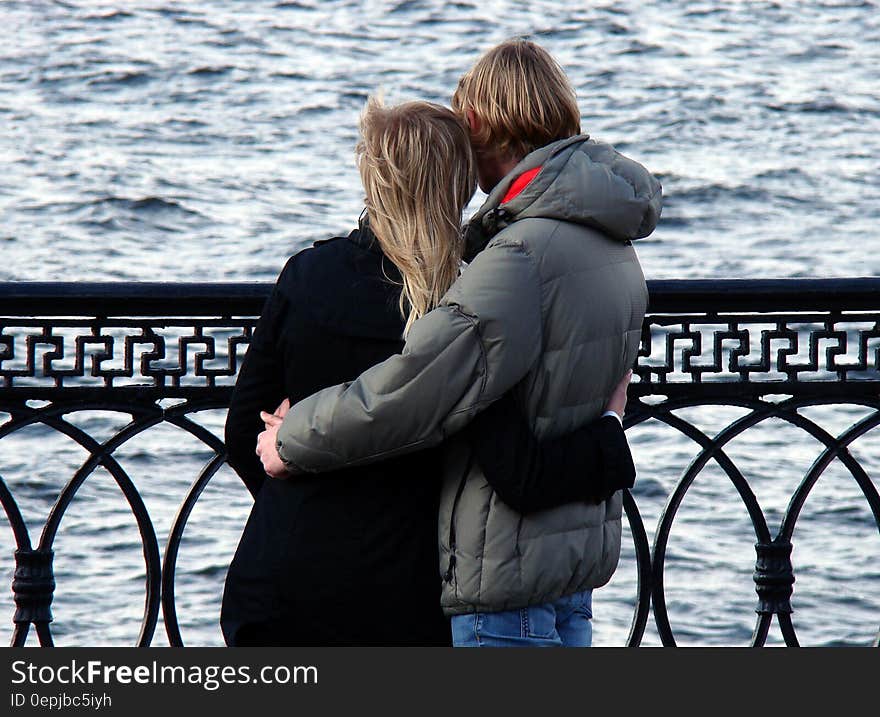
[444,453,475,584]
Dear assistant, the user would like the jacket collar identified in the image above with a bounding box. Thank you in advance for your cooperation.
[348,209,384,255]
[348,210,403,283]
[462,136,589,262]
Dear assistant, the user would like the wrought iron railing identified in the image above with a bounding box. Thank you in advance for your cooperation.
[1,279,879,647]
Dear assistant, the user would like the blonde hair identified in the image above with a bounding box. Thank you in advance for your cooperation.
[451,38,581,161]
[357,96,477,336]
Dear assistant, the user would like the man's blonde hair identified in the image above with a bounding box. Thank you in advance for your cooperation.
[451,38,581,161]
[357,97,477,336]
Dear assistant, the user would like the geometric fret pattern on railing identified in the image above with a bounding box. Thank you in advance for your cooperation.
[0,320,255,390]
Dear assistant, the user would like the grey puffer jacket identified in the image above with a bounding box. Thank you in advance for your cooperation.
[276,134,661,615]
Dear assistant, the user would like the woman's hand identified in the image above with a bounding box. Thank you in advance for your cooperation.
[274,398,290,419]
[604,370,632,421]
[256,408,292,478]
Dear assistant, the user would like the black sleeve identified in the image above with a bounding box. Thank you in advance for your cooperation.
[224,281,288,500]
[465,391,636,515]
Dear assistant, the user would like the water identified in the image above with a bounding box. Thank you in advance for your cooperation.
[1,0,878,646]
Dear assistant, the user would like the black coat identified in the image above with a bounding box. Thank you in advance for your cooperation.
[221,226,450,646]
[220,222,636,646]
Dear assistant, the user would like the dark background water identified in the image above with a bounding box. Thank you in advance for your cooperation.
[1,1,878,646]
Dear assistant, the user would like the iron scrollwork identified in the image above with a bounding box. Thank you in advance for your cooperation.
[1,279,878,646]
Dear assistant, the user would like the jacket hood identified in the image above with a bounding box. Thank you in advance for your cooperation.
[463,135,662,261]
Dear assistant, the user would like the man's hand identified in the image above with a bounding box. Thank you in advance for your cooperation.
[256,410,292,478]
[605,370,632,421]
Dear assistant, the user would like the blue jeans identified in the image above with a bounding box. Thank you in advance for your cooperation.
[450,589,593,647]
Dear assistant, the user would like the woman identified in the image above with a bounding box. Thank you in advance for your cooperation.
[221,98,636,646]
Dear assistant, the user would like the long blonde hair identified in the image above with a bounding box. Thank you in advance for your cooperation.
[357,96,477,336]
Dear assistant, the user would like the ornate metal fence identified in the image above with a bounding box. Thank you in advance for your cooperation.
[1,279,879,647]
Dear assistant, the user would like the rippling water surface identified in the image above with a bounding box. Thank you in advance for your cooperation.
[1,0,878,646]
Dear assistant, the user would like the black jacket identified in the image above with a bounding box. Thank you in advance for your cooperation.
[221,223,635,646]
[467,392,635,514]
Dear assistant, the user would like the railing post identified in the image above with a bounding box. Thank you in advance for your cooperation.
[12,548,56,630]
[753,539,795,615]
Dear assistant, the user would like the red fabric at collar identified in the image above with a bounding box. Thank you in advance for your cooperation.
[501,166,542,204]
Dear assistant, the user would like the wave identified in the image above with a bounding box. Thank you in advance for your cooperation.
[187,65,234,77]
[766,100,878,117]
[83,10,134,22]
[85,196,202,216]
[662,181,819,208]
[657,216,692,229]
[684,7,727,17]
[630,477,667,499]
[663,183,768,205]
[389,0,428,13]
[786,43,849,61]
[86,70,155,88]
[270,71,311,81]
[753,167,816,183]
[618,40,665,56]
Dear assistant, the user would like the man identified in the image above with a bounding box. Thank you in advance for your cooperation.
[258,38,661,646]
